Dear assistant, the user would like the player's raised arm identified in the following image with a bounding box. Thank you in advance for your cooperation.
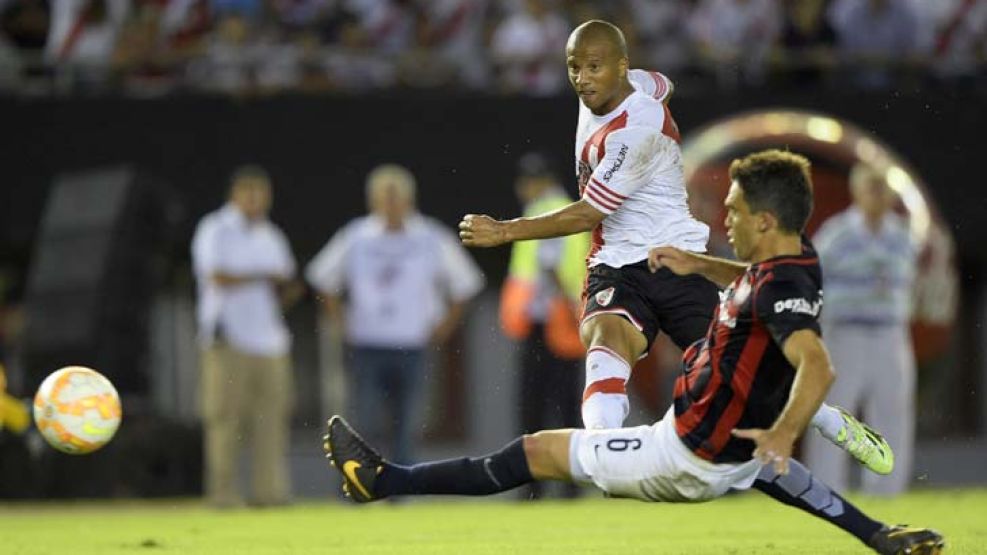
[648,246,747,288]
[458,199,604,247]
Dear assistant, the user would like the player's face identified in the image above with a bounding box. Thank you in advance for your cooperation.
[566,41,628,115]
[724,181,762,262]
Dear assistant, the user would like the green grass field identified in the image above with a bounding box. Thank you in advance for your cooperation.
[2,489,985,554]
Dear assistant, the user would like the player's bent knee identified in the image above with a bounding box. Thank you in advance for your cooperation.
[523,430,575,482]
[579,314,646,363]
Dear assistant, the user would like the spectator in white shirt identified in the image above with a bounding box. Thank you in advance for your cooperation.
[191,166,299,508]
[489,0,569,96]
[910,0,987,86]
[417,0,490,89]
[688,0,781,88]
[306,163,484,463]
[829,0,921,89]
[45,0,128,85]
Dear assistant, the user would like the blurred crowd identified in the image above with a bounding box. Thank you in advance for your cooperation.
[0,0,984,96]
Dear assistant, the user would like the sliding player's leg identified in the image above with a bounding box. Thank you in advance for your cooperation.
[322,416,573,502]
[753,459,942,554]
[810,403,895,476]
[323,409,719,504]
[323,409,741,505]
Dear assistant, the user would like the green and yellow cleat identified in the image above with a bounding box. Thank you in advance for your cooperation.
[322,415,385,503]
[834,406,894,475]
[868,525,945,554]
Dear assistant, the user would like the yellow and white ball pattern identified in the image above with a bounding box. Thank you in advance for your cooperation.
[33,366,122,454]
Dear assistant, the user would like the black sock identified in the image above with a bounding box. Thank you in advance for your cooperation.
[753,459,884,545]
[375,437,534,497]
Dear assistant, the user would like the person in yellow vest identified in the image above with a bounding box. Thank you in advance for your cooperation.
[0,363,30,435]
[500,153,589,499]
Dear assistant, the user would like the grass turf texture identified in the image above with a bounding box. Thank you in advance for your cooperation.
[2,489,984,554]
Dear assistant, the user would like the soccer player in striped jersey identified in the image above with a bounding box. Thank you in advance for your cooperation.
[460,19,891,474]
[324,150,943,554]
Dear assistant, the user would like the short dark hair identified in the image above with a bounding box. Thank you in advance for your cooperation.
[517,152,556,180]
[728,150,813,233]
[569,20,628,58]
[228,164,271,195]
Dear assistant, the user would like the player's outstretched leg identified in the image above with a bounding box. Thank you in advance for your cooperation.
[322,416,385,502]
[868,526,947,555]
[811,404,895,475]
[324,416,558,501]
[753,459,943,554]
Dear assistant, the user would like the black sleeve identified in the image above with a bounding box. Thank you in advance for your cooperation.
[754,276,822,347]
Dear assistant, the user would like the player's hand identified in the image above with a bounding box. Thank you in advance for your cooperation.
[648,246,699,275]
[459,214,508,247]
[731,427,798,475]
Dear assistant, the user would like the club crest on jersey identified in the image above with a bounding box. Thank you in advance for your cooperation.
[577,161,592,192]
[595,287,615,307]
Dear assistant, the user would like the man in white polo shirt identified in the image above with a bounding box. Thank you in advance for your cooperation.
[306,163,484,463]
[192,166,298,507]
[804,164,919,496]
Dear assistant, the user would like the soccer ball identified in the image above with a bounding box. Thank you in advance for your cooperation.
[33,366,122,454]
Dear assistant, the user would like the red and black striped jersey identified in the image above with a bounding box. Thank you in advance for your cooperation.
[673,242,823,464]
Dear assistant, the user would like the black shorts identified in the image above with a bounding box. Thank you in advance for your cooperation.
[582,260,719,351]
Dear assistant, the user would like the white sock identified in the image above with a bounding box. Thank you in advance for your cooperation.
[581,347,632,429]
[811,403,846,443]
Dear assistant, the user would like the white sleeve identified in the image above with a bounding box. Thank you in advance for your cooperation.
[582,126,662,215]
[305,225,352,296]
[191,218,226,279]
[434,223,485,302]
[272,227,296,280]
[628,69,674,103]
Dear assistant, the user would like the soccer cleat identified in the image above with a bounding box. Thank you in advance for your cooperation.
[323,415,385,503]
[868,525,945,554]
[834,406,895,475]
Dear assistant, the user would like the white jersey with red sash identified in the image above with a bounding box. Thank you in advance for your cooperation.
[575,69,709,269]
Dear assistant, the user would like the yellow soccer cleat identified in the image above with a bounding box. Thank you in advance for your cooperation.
[834,406,895,475]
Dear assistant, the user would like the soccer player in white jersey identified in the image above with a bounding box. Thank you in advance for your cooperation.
[459,19,891,475]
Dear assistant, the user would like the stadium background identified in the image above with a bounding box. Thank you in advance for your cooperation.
[1,88,984,496]
[0,3,985,552]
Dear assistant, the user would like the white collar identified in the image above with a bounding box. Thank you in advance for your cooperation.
[367,212,424,234]
[847,206,892,237]
[220,203,267,230]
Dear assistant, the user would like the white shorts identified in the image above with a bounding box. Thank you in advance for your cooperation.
[569,408,763,502]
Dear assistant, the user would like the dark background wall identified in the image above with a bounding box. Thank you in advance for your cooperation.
[0,91,984,497]
[2,90,985,280]
[1,90,984,434]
